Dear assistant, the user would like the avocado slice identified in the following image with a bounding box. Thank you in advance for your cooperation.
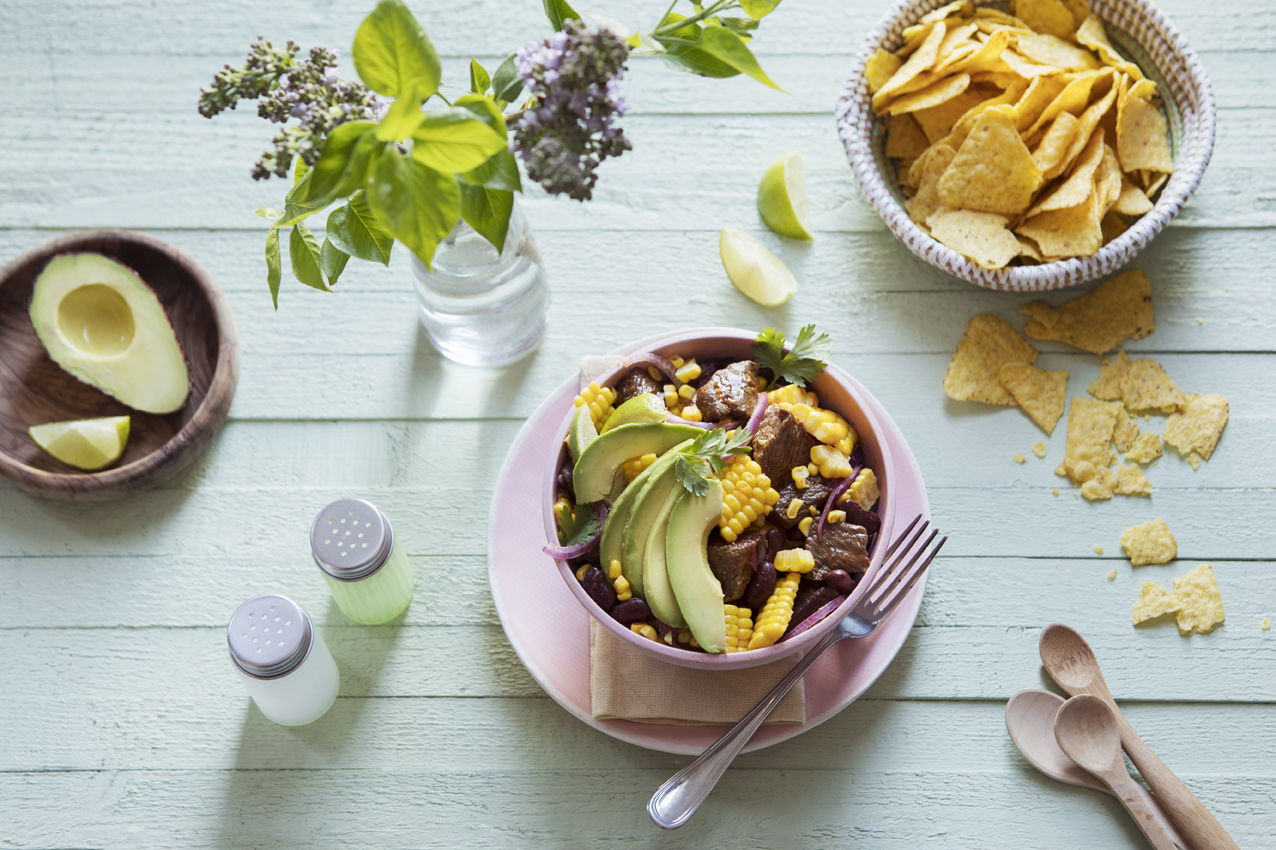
[638,480,688,628]
[666,479,728,653]
[597,450,683,598]
[29,253,189,414]
[566,404,597,463]
[573,422,704,504]
[622,459,690,628]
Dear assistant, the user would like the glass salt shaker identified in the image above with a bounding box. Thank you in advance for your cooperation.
[311,498,414,625]
[227,594,339,726]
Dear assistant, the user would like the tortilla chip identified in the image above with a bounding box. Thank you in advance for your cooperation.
[1026,128,1106,217]
[1026,70,1108,136]
[1163,393,1229,461]
[1120,518,1176,565]
[1094,144,1123,214]
[1017,34,1102,71]
[943,313,1039,405]
[1120,357,1186,413]
[1020,269,1154,354]
[912,84,1003,143]
[1011,0,1078,38]
[889,73,973,115]
[946,30,1013,75]
[887,113,932,159]
[1125,432,1163,464]
[1173,564,1225,635]
[904,144,958,226]
[865,49,903,94]
[874,22,948,112]
[1015,193,1102,259]
[1080,466,1117,500]
[1033,112,1080,174]
[921,0,972,24]
[1112,406,1138,451]
[1001,50,1062,78]
[928,208,1023,269]
[1048,80,1119,180]
[1117,96,1175,173]
[1144,171,1169,197]
[1115,463,1151,496]
[1060,397,1120,483]
[1112,173,1155,215]
[938,108,1043,214]
[998,362,1069,434]
[1076,16,1143,81]
[1089,349,1131,399]
[1010,76,1067,132]
[1132,581,1182,624]
[937,21,980,59]
[1060,0,1093,29]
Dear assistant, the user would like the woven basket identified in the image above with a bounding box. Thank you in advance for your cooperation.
[835,0,1215,292]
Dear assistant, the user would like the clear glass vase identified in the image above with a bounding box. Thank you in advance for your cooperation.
[410,201,549,366]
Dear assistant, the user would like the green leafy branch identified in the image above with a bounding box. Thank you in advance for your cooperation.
[672,427,754,496]
[753,324,832,387]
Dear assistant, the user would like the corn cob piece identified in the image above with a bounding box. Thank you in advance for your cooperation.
[839,468,880,511]
[725,604,754,652]
[719,455,781,542]
[811,444,855,479]
[574,382,616,430]
[768,385,820,407]
[621,452,658,482]
[774,548,815,573]
[749,571,801,649]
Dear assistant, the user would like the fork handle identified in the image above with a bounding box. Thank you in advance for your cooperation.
[647,628,844,830]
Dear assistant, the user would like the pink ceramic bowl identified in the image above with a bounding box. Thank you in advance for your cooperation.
[542,328,897,670]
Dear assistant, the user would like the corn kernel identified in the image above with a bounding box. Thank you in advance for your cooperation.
[669,355,685,369]
[675,359,702,383]
[678,383,696,400]
[767,384,820,407]
[663,384,679,408]
[573,381,617,430]
[757,376,768,391]
[647,365,662,381]
[680,405,702,422]
[576,564,589,580]
[631,622,659,641]
[614,574,632,601]
[775,549,815,574]
[676,628,693,645]
[798,516,813,536]
[719,455,779,540]
[792,466,810,490]
[828,510,846,524]
[608,559,622,580]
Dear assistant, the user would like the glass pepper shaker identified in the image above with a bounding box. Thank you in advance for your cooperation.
[227,594,339,726]
[311,498,414,625]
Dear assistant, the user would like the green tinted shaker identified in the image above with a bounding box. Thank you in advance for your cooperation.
[311,499,414,624]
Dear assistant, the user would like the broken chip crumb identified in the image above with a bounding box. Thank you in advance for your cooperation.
[1196,317,1204,325]
[1188,452,1202,470]
[1112,407,1139,452]
[1263,619,1271,631]
[1080,467,1117,500]
[1120,357,1187,414]
[1032,441,1047,458]
[1052,487,1060,497]
[1061,397,1121,484]
[1172,564,1226,635]
[1132,580,1183,624]
[1125,432,1163,465]
[1107,570,1117,581]
[1115,464,1152,496]
[1164,393,1229,461]
[1120,518,1176,565]
[1021,270,1154,354]
[1092,544,1104,555]
[944,314,1039,405]
[1013,451,1027,464]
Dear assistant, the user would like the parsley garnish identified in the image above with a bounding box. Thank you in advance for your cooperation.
[672,428,754,496]
[752,324,832,388]
[557,501,602,546]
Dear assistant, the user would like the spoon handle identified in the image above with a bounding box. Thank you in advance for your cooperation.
[1107,769,1178,850]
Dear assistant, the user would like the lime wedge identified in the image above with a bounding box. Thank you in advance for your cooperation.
[602,393,668,433]
[567,404,598,462]
[719,228,798,307]
[29,415,131,471]
[757,151,813,240]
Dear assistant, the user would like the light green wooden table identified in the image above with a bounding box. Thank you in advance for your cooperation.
[2,1,1273,846]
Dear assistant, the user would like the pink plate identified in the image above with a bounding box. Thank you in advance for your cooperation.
[487,328,930,754]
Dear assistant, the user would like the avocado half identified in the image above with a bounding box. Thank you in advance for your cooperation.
[28,253,190,414]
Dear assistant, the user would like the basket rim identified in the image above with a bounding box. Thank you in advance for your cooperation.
[835,0,1217,292]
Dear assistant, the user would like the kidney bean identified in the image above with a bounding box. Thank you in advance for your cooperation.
[581,567,617,612]
[791,584,840,627]
[741,562,778,612]
[823,569,857,596]
[766,528,785,563]
[610,598,653,624]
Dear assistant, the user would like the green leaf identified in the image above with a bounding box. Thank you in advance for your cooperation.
[491,54,524,104]
[459,182,513,252]
[366,147,460,269]
[326,192,395,265]
[293,158,310,185]
[752,324,831,387]
[654,14,740,79]
[352,0,441,99]
[321,238,350,286]
[542,0,579,31]
[740,0,781,19]
[411,108,509,173]
[307,122,378,202]
[278,170,331,227]
[720,16,760,36]
[256,206,282,220]
[454,93,509,134]
[469,58,491,95]
[265,228,282,309]
[670,427,753,496]
[460,151,522,192]
[557,501,602,546]
[375,94,425,141]
[674,456,711,497]
[289,222,331,292]
[696,26,782,90]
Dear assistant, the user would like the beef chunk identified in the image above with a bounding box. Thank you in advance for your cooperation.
[707,530,764,602]
[753,405,820,485]
[769,474,832,530]
[615,368,662,405]
[805,522,870,581]
[791,582,841,629]
[694,360,758,421]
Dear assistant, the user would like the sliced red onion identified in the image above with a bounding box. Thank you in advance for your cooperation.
[816,463,863,539]
[624,352,682,387]
[667,415,741,431]
[542,502,608,560]
[744,394,769,435]
[777,595,848,643]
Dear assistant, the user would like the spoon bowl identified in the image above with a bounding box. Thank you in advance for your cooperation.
[1039,623,1107,695]
[1006,689,1109,793]
[1055,694,1127,777]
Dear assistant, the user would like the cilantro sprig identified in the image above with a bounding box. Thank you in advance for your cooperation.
[752,324,832,388]
[557,501,602,547]
[672,428,754,497]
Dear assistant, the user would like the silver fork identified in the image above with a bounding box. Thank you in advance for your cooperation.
[647,513,946,830]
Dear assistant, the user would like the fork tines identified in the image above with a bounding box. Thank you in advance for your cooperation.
[866,514,946,618]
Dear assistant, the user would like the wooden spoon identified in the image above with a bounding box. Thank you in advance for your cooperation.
[1055,695,1177,850]
[1005,689,1190,850]
[1039,624,1239,850]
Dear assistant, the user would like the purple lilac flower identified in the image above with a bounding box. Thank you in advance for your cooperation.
[512,19,632,202]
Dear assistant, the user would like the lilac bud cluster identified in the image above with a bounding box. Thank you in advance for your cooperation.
[512,20,632,202]
[199,39,387,180]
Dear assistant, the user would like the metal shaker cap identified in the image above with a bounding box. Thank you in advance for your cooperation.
[311,498,394,582]
[227,595,313,679]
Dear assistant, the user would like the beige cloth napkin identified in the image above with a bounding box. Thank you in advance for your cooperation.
[589,619,806,725]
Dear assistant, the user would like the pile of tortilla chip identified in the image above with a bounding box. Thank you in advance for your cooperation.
[870,0,1174,269]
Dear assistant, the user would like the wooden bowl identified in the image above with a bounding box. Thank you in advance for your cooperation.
[0,230,239,500]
